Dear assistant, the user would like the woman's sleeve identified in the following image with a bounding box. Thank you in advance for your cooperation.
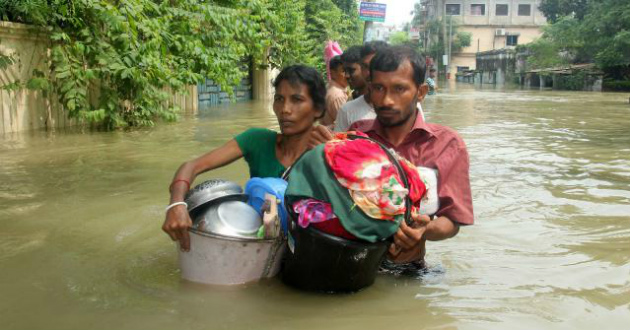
[234,128,260,158]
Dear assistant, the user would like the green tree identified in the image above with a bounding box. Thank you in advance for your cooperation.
[528,0,630,70]
[411,2,471,69]
[389,31,411,46]
[580,0,630,68]
[538,0,592,23]
[303,0,362,73]
[0,0,353,128]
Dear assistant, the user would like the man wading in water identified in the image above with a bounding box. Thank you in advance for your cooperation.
[311,46,474,264]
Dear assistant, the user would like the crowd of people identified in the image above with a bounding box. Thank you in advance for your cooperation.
[162,41,471,266]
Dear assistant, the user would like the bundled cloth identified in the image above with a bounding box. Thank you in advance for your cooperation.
[324,40,343,82]
[286,132,428,242]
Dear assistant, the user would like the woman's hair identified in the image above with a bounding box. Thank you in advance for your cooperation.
[273,65,326,118]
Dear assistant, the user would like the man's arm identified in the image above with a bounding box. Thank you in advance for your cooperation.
[388,131,473,263]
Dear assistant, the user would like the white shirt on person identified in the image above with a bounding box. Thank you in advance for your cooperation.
[333,95,425,132]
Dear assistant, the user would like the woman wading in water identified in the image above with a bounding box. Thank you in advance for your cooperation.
[162,65,327,251]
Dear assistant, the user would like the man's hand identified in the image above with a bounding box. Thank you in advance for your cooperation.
[388,214,430,263]
[308,125,334,149]
[162,205,193,251]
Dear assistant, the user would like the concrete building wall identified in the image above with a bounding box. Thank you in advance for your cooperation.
[438,0,546,25]
[452,25,543,71]
[434,0,546,72]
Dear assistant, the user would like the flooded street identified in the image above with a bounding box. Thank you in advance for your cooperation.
[1,85,629,329]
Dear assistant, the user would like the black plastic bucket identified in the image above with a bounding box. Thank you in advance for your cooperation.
[281,221,389,293]
[281,134,410,293]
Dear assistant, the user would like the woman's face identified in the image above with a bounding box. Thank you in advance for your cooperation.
[273,80,322,136]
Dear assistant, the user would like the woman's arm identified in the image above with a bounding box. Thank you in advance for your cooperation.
[162,139,244,251]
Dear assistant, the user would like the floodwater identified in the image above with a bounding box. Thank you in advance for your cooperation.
[1,84,629,330]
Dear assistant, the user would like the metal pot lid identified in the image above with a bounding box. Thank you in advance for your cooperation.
[185,179,244,212]
[217,201,262,235]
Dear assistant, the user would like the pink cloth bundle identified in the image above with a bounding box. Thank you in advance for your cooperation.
[324,40,343,81]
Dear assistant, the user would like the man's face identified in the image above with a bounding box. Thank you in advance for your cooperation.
[430,70,436,78]
[343,62,365,90]
[360,53,376,83]
[369,61,424,127]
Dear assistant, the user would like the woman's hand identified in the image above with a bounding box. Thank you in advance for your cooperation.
[162,139,244,249]
[162,204,193,251]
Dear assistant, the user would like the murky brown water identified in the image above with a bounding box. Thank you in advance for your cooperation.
[1,85,629,330]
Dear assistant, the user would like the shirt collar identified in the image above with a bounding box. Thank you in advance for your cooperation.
[366,108,435,138]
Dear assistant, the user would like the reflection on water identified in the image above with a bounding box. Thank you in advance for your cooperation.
[1,86,629,329]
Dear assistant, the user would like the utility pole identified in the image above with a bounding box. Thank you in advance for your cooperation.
[362,0,376,42]
[448,14,453,78]
[442,5,447,78]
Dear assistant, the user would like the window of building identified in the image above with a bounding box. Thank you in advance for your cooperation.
[471,4,485,16]
[496,4,509,16]
[518,4,531,16]
[507,35,519,46]
[445,4,461,16]
[457,66,470,73]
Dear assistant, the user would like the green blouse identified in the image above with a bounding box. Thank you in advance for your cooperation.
[234,128,286,178]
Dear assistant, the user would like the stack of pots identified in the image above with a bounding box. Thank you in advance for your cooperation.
[178,179,285,285]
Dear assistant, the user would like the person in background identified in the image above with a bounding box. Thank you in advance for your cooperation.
[333,41,391,133]
[162,65,326,251]
[426,68,438,95]
[319,55,348,127]
[340,46,366,100]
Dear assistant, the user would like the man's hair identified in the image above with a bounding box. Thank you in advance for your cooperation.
[369,46,426,85]
[429,68,437,73]
[360,40,390,59]
[273,65,326,116]
[329,55,343,71]
[340,45,362,64]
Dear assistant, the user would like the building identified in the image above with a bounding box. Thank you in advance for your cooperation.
[419,0,546,73]
[366,23,397,42]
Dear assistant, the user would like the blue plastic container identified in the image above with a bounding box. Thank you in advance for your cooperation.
[245,177,289,233]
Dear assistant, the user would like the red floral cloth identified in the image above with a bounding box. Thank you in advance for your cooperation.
[324,133,427,222]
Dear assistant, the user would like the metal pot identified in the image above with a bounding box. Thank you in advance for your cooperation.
[178,229,286,285]
[185,179,246,213]
[193,201,262,239]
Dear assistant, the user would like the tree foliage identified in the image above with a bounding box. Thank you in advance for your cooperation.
[303,0,362,73]
[410,7,471,70]
[389,31,410,46]
[0,0,361,129]
[527,0,630,71]
[538,0,592,23]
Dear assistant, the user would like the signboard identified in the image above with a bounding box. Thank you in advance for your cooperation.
[408,27,420,40]
[359,2,387,22]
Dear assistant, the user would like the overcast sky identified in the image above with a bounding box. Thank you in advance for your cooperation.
[377,0,416,26]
